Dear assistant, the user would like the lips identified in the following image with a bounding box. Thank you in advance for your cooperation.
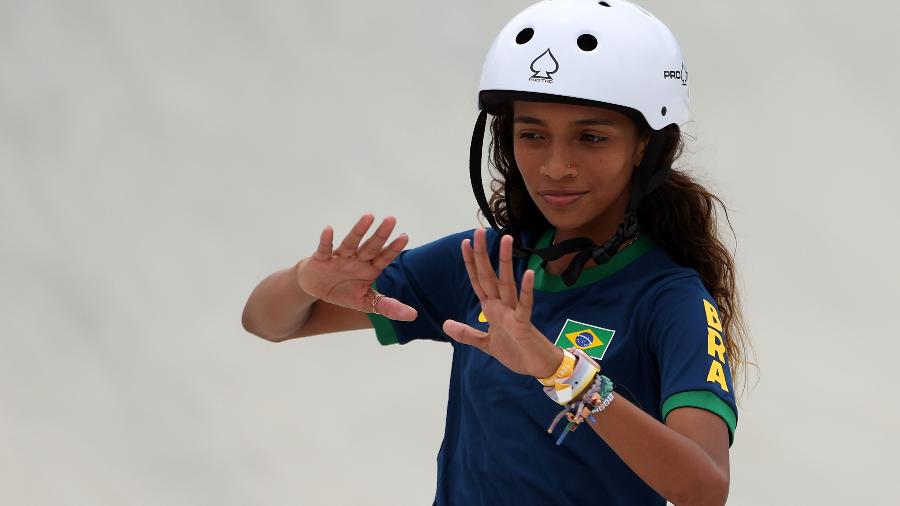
[539,191,588,207]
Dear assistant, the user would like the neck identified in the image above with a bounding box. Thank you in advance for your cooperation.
[545,189,631,276]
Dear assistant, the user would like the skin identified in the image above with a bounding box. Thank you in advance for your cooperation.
[441,101,732,505]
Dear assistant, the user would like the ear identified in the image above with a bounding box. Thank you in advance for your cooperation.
[633,134,651,167]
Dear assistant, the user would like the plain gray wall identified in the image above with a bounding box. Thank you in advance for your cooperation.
[2,0,898,504]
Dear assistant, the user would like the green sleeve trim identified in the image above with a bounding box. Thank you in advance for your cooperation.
[367,312,399,345]
[661,390,738,447]
[367,281,399,346]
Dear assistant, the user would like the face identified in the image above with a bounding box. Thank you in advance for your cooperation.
[512,101,648,241]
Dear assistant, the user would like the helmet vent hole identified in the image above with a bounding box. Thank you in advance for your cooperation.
[598,1,611,6]
[516,28,534,45]
[577,34,598,52]
[661,106,668,116]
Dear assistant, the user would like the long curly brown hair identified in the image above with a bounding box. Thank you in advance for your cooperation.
[483,106,754,395]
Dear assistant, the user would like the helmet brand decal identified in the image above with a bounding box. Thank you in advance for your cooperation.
[663,62,689,86]
[529,49,559,83]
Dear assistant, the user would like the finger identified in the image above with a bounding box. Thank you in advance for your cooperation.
[357,216,396,262]
[472,228,500,299]
[334,213,375,257]
[312,225,334,261]
[497,234,518,306]
[369,233,409,271]
[371,294,418,322]
[515,269,535,323]
[460,238,487,302]
[442,319,489,350]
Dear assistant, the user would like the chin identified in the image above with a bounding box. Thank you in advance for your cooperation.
[539,209,593,232]
[539,203,618,237]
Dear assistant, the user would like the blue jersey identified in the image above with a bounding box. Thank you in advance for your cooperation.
[368,227,737,506]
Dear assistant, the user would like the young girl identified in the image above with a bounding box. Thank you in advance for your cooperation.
[243,1,750,504]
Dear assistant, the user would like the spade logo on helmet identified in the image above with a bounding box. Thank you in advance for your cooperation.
[663,62,689,86]
[529,49,559,83]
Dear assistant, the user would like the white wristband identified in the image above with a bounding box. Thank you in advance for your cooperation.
[543,351,600,405]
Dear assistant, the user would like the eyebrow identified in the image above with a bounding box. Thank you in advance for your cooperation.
[513,116,616,126]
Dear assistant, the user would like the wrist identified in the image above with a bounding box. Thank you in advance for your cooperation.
[538,347,601,405]
[293,257,310,293]
[534,343,564,379]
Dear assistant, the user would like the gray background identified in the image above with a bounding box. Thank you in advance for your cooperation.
[2,0,897,504]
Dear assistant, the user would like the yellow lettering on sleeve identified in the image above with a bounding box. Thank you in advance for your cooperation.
[703,299,723,332]
[706,360,729,392]
[707,328,726,363]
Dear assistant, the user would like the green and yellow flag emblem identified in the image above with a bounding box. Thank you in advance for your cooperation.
[553,319,615,360]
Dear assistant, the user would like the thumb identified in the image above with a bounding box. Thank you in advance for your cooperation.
[370,291,418,321]
[442,319,488,349]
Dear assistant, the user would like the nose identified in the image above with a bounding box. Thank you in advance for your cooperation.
[539,142,577,179]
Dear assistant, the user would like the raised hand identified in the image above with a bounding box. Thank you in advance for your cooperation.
[442,228,561,378]
[297,214,417,321]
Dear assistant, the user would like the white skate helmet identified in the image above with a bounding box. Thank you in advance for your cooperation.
[478,0,689,129]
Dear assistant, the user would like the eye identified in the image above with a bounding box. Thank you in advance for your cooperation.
[582,133,608,143]
[518,132,544,141]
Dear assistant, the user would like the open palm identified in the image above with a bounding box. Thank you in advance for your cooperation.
[442,229,560,378]
[297,214,417,321]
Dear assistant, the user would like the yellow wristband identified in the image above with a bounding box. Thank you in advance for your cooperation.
[537,349,576,387]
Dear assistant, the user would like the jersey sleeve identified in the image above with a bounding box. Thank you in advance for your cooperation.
[366,229,475,346]
[643,275,739,446]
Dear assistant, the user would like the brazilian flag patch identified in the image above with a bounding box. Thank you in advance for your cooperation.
[553,319,616,360]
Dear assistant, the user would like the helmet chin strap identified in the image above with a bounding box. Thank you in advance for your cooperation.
[469,110,671,286]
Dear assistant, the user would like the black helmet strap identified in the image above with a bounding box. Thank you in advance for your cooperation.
[469,110,499,231]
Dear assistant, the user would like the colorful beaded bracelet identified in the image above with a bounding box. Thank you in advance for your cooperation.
[547,373,615,446]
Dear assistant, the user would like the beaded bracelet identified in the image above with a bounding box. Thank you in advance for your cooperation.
[590,392,615,418]
[547,373,615,446]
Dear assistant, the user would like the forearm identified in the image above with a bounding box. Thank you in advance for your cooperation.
[587,395,728,505]
[242,259,318,341]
